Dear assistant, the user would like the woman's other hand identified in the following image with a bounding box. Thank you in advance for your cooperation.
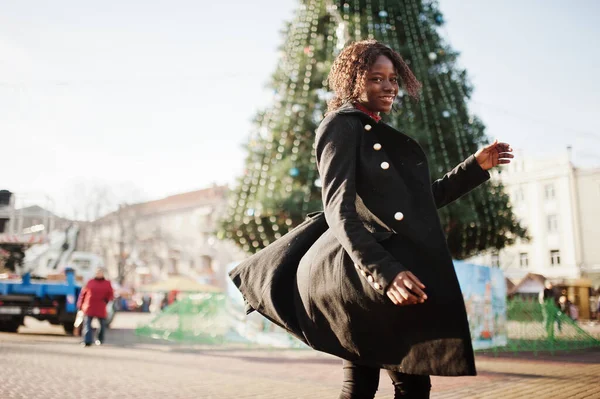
[386,271,427,306]
[475,139,514,171]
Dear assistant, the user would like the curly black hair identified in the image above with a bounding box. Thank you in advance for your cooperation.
[326,40,421,113]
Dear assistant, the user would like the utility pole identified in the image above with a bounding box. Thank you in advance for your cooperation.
[117,204,126,286]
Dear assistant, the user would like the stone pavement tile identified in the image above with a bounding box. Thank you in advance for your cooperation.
[424,352,600,399]
[2,325,600,399]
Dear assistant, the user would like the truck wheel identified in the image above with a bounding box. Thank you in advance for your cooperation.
[63,323,75,335]
[0,321,20,333]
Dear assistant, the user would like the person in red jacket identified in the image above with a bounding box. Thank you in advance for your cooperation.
[77,267,114,346]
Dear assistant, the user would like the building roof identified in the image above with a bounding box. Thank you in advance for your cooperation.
[508,273,547,295]
[576,167,600,176]
[14,205,59,218]
[95,185,229,222]
[505,277,516,293]
[138,275,222,293]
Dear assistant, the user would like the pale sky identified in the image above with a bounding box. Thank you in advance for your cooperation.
[2,0,599,218]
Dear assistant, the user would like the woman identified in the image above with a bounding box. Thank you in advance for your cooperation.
[301,40,513,398]
[230,40,513,398]
[77,267,114,346]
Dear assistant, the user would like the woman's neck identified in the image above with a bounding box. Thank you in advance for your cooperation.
[353,102,381,122]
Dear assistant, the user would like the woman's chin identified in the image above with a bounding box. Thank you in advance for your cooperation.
[377,101,394,113]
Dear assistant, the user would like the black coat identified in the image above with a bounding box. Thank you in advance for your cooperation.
[230,103,490,376]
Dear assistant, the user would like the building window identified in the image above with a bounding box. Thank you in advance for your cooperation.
[550,250,561,266]
[514,187,525,203]
[491,253,500,268]
[544,184,555,200]
[199,255,213,274]
[547,214,558,233]
[519,252,529,268]
[168,258,178,274]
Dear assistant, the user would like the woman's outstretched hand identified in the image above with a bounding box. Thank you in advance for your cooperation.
[475,139,514,171]
[386,271,427,306]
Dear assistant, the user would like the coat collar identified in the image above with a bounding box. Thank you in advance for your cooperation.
[333,102,427,160]
[335,102,382,123]
[353,103,382,122]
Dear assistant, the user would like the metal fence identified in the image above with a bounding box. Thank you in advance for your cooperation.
[136,294,600,354]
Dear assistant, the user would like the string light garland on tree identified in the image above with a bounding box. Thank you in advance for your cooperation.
[220,0,527,258]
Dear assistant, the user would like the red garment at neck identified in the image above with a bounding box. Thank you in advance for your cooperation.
[354,103,382,122]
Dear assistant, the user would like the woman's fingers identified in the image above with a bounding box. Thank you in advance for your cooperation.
[387,289,402,305]
[404,279,427,300]
[397,286,417,302]
[406,271,426,290]
[387,271,428,306]
[498,142,512,151]
[499,152,514,158]
[492,141,511,150]
[386,291,397,305]
[387,286,416,306]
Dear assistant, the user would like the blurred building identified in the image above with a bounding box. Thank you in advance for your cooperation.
[466,149,600,289]
[85,185,245,290]
[0,191,71,235]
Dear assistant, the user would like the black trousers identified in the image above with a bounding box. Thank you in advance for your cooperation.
[339,360,431,399]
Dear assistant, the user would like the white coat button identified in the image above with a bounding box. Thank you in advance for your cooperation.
[394,212,404,221]
[364,124,372,131]
[373,143,382,151]
[360,270,367,277]
[380,162,390,170]
[374,282,381,290]
[354,263,359,269]
[367,275,374,283]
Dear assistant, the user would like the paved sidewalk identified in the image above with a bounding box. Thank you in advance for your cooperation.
[0,316,598,398]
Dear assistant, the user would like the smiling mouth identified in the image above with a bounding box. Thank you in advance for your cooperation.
[380,96,396,101]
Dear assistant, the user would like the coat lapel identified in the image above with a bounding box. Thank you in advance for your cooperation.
[338,104,430,198]
[337,103,426,158]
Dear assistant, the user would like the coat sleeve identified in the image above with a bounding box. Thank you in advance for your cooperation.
[77,285,88,309]
[431,154,491,209]
[316,115,406,292]
[106,282,114,303]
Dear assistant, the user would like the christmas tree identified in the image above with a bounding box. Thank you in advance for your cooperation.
[220,0,527,258]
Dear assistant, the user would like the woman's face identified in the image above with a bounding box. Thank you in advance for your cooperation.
[358,55,399,113]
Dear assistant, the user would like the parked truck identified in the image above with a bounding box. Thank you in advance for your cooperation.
[0,190,111,334]
[0,266,81,334]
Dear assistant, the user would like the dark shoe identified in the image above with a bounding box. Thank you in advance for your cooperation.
[81,342,92,347]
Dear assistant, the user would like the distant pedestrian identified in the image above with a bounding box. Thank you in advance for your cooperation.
[540,281,559,306]
[77,267,114,347]
[569,302,579,321]
[160,293,169,310]
[143,294,152,313]
[540,281,560,338]
[168,289,179,305]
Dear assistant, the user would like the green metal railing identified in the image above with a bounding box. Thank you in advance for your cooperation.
[478,297,600,355]
[135,292,304,348]
[135,293,237,344]
[136,294,600,354]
